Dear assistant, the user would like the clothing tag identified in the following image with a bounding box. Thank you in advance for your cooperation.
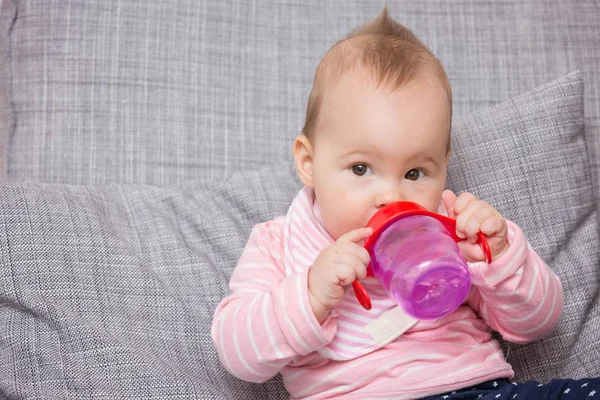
[364,306,419,346]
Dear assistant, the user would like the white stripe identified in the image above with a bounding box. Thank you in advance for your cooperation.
[454,317,482,328]
[230,279,272,290]
[290,219,322,253]
[398,365,428,378]
[317,342,369,360]
[513,274,559,334]
[340,301,379,314]
[232,304,272,378]
[246,296,288,368]
[288,248,315,270]
[287,238,317,264]
[296,275,326,344]
[315,353,447,398]
[236,288,267,295]
[256,244,281,262]
[244,246,283,260]
[257,237,281,253]
[317,346,344,360]
[487,289,525,297]
[338,308,373,324]
[366,296,397,309]
[455,306,474,320]
[480,299,492,323]
[408,337,487,350]
[337,320,372,335]
[435,331,463,340]
[278,281,312,353]
[217,306,244,380]
[488,234,526,282]
[427,357,492,385]
[332,330,373,346]
[261,294,285,359]
[341,356,444,394]
[236,262,279,274]
[293,205,331,250]
[282,368,307,384]
[503,265,549,323]
[483,262,539,310]
[282,225,294,276]
[293,353,391,396]
[256,229,282,244]
[298,208,333,249]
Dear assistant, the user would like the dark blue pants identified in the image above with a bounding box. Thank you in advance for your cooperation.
[421,378,600,399]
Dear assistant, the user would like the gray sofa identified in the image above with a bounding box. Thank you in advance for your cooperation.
[0,1,598,399]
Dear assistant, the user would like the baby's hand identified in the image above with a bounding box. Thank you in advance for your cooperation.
[442,190,509,262]
[308,227,372,323]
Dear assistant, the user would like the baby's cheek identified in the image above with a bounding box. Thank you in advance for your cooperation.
[424,197,443,213]
[333,213,364,240]
[321,210,349,240]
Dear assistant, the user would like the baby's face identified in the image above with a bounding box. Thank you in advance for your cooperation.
[310,70,451,240]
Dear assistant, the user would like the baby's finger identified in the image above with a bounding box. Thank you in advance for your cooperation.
[456,240,485,263]
[455,201,488,240]
[339,242,371,266]
[354,257,368,281]
[463,207,495,243]
[480,215,507,238]
[337,227,373,245]
[334,251,360,269]
[337,263,358,286]
[442,189,458,219]
[453,192,479,215]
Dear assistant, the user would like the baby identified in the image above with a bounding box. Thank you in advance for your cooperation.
[212,8,598,400]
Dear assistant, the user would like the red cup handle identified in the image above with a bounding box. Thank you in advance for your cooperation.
[476,232,493,264]
[352,281,371,310]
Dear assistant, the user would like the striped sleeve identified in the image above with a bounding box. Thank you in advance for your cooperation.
[467,220,564,344]
[211,219,337,383]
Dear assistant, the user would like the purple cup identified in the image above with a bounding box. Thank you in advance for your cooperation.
[368,215,471,319]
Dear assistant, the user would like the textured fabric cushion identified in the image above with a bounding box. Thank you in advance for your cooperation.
[0,0,9,180]
[0,72,597,398]
[447,71,599,380]
[0,164,300,399]
[0,0,598,197]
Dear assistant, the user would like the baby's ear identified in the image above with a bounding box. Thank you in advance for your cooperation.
[445,150,452,166]
[293,134,315,188]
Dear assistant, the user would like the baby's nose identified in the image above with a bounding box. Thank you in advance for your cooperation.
[376,190,404,209]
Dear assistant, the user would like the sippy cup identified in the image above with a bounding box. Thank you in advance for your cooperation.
[352,202,491,320]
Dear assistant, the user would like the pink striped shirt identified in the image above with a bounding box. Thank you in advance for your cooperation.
[211,187,564,399]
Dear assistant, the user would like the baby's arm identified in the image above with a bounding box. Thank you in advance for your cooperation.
[441,190,564,344]
[211,220,337,383]
[467,221,564,344]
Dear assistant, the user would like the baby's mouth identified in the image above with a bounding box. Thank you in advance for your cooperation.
[366,210,380,226]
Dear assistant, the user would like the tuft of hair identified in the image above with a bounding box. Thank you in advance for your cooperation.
[302,6,452,151]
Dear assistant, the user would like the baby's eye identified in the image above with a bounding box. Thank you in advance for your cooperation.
[405,169,425,181]
[351,164,372,177]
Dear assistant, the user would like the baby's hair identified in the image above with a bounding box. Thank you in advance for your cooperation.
[302,6,452,152]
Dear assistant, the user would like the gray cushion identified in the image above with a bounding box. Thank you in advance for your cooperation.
[0,163,300,399]
[0,0,599,201]
[447,71,599,380]
[0,72,597,398]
